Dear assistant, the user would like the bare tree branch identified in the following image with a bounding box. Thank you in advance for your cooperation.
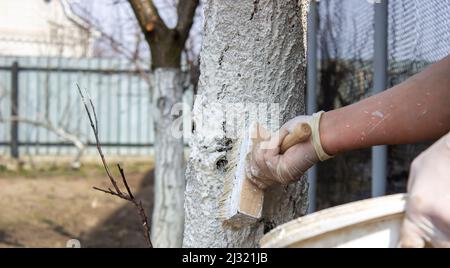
[118,163,134,199]
[77,84,153,248]
[0,116,86,168]
[68,2,152,85]
[176,0,199,45]
[128,0,167,33]
[78,85,122,194]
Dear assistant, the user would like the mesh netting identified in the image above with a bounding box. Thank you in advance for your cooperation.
[315,0,449,209]
[318,0,375,110]
[318,0,449,102]
[388,0,449,85]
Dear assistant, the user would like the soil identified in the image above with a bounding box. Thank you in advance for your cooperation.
[0,161,154,248]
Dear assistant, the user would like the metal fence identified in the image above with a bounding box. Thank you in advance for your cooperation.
[0,56,157,157]
[307,0,449,211]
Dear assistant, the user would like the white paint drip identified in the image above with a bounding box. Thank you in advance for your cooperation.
[367,113,392,136]
[371,111,384,118]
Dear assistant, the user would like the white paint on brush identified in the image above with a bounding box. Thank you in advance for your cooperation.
[229,125,253,217]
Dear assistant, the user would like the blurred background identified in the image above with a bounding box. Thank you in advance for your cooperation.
[0,0,448,247]
[312,0,449,210]
[0,0,201,247]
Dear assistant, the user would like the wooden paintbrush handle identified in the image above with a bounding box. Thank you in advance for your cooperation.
[280,123,311,154]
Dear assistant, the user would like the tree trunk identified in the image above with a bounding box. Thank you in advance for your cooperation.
[151,68,185,247]
[127,0,199,248]
[183,0,310,247]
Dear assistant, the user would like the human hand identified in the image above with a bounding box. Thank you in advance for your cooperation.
[399,131,450,248]
[246,112,332,189]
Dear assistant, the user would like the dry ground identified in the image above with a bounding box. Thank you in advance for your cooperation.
[0,158,154,248]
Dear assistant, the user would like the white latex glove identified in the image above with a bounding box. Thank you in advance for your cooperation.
[399,131,450,248]
[246,112,331,189]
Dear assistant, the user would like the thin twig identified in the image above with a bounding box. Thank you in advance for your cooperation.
[92,186,124,198]
[77,85,122,195]
[118,164,134,199]
[77,84,152,248]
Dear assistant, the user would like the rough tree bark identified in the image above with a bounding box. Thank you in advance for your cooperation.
[184,0,310,247]
[150,68,185,246]
[128,0,199,247]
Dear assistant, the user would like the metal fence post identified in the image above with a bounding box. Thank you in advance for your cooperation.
[307,0,318,213]
[372,0,388,197]
[10,61,19,158]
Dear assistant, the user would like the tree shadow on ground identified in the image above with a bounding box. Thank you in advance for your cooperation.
[0,230,24,247]
[42,219,77,238]
[80,169,155,248]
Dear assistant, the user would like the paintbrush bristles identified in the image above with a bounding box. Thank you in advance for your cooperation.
[218,133,242,219]
[219,123,264,228]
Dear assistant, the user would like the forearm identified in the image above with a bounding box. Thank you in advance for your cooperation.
[320,55,450,155]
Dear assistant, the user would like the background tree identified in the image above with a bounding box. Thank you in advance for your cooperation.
[184,0,310,247]
[128,0,199,247]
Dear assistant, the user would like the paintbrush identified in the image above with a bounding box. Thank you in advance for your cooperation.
[220,122,312,227]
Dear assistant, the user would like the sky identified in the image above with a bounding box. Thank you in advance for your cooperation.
[67,0,448,63]
[68,0,203,62]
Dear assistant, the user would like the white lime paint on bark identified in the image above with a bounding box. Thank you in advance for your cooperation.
[151,68,185,247]
[183,0,310,247]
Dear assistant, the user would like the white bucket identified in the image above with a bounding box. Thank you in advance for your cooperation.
[260,194,408,248]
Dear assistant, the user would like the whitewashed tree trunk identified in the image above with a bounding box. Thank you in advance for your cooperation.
[183,0,310,247]
[151,68,185,247]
